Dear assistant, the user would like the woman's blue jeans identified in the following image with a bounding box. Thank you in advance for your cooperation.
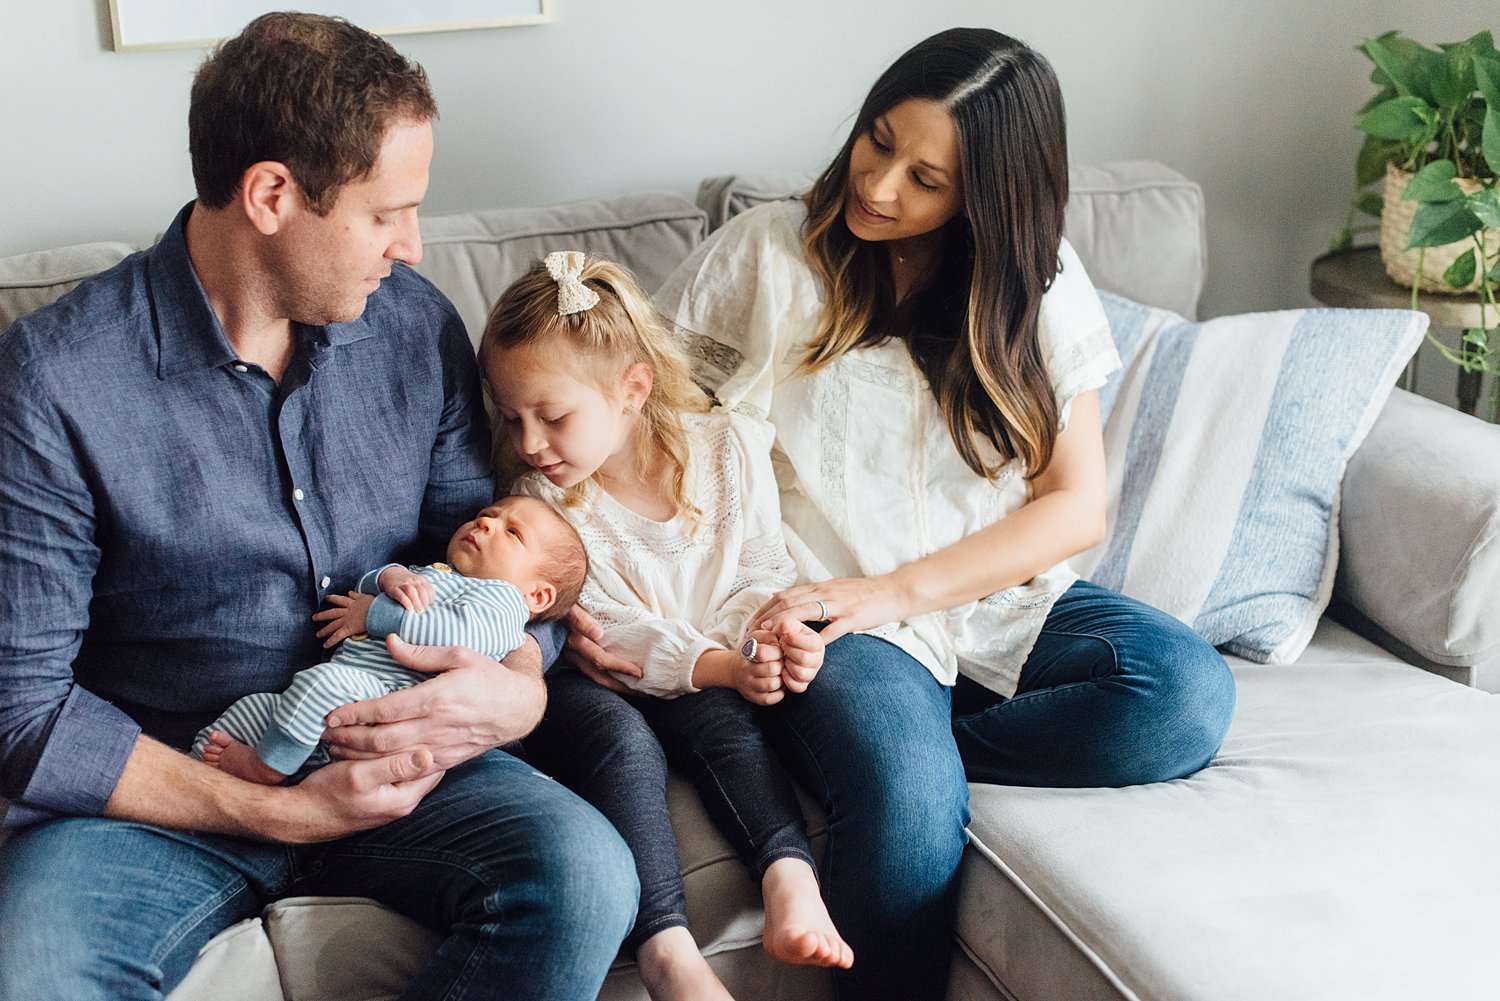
[761,579,1236,1001]
[0,749,639,1001]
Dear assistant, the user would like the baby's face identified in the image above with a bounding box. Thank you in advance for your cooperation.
[445,496,563,600]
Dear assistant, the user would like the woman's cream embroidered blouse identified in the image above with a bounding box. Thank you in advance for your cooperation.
[656,200,1120,696]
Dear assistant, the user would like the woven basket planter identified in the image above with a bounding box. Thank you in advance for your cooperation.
[1379,162,1492,293]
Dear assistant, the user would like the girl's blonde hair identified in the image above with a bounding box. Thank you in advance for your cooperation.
[478,255,711,520]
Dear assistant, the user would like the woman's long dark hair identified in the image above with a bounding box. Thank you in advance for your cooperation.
[801,28,1069,479]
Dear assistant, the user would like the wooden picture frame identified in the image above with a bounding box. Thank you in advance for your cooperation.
[108,1,550,52]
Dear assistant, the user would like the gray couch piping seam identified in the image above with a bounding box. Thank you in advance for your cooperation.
[953,937,1023,1001]
[1442,525,1500,660]
[422,214,706,247]
[961,831,1141,1001]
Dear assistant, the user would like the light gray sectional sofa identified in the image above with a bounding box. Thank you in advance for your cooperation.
[2,161,1497,1001]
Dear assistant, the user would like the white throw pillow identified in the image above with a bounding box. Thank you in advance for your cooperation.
[1072,293,1427,663]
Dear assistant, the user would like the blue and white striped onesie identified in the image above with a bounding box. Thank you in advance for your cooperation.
[191,562,530,776]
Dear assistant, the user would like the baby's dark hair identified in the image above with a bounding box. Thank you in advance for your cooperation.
[532,506,588,622]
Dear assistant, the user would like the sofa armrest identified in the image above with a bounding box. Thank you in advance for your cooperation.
[1335,389,1500,673]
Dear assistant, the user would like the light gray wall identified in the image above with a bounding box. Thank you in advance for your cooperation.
[0,1,1494,322]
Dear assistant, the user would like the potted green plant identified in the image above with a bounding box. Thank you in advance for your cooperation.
[1333,30,1500,421]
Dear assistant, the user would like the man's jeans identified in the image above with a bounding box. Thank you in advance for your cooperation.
[762,580,1236,1001]
[0,749,638,1001]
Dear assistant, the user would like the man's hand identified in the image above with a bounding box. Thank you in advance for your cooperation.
[563,605,645,693]
[102,735,445,846]
[275,750,446,843]
[377,566,436,613]
[313,591,376,649]
[321,634,547,768]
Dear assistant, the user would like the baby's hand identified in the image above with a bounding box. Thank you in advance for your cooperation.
[729,629,786,706]
[772,617,825,694]
[313,591,375,649]
[378,566,435,613]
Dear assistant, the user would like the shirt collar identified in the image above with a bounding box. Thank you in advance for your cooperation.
[148,202,378,379]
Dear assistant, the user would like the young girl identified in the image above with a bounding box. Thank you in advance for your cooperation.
[479,250,852,1001]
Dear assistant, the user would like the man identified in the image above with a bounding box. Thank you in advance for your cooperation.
[0,13,635,999]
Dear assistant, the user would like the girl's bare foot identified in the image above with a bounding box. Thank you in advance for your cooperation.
[761,857,853,969]
[202,731,288,785]
[636,926,735,1001]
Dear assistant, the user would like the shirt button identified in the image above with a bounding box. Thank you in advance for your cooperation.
[233,364,248,373]
[292,488,305,501]
[319,576,331,589]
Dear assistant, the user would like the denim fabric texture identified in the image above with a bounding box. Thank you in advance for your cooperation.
[525,670,814,954]
[0,751,638,1001]
[762,579,1234,1001]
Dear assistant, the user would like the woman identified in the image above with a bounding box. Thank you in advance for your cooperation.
[572,27,1235,1000]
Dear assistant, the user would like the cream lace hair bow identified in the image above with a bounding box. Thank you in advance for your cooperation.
[544,250,601,316]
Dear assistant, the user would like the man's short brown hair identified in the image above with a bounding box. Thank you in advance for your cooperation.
[189,12,438,215]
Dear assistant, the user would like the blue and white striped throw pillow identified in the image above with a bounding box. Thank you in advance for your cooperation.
[1072,293,1427,663]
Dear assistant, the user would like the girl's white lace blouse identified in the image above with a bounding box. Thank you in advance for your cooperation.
[515,410,796,698]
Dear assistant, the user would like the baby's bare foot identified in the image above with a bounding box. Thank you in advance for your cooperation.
[761,857,853,969]
[204,731,288,786]
[636,926,736,1001]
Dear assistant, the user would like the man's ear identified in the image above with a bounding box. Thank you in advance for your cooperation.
[524,580,557,617]
[239,161,298,236]
[621,361,654,413]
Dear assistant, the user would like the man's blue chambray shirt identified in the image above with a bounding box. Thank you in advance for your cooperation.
[0,204,560,826]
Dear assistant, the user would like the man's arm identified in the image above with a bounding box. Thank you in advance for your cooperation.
[105,734,443,844]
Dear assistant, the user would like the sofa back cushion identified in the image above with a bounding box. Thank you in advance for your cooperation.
[0,242,139,333]
[0,193,708,353]
[415,192,707,350]
[696,160,1208,319]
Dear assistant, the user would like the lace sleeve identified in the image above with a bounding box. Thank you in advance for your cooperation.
[579,568,718,699]
[700,412,797,646]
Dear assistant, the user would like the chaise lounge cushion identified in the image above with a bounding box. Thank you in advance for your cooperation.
[953,619,1500,1001]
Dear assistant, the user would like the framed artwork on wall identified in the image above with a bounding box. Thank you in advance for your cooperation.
[108,0,550,52]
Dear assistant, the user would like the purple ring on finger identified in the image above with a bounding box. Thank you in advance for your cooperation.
[740,637,758,660]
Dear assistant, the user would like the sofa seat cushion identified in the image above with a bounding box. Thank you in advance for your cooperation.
[167,769,832,1001]
[955,618,1500,1001]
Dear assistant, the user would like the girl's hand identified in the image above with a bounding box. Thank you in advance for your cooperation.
[313,591,376,648]
[699,633,785,705]
[753,575,910,644]
[563,605,645,692]
[770,619,825,694]
[378,567,435,613]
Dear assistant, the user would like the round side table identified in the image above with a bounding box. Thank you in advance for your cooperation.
[1310,246,1490,414]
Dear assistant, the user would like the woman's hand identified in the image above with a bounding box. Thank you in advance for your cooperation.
[753,575,910,645]
[563,605,644,693]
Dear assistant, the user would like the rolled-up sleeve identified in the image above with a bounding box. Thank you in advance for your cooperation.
[0,336,140,820]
